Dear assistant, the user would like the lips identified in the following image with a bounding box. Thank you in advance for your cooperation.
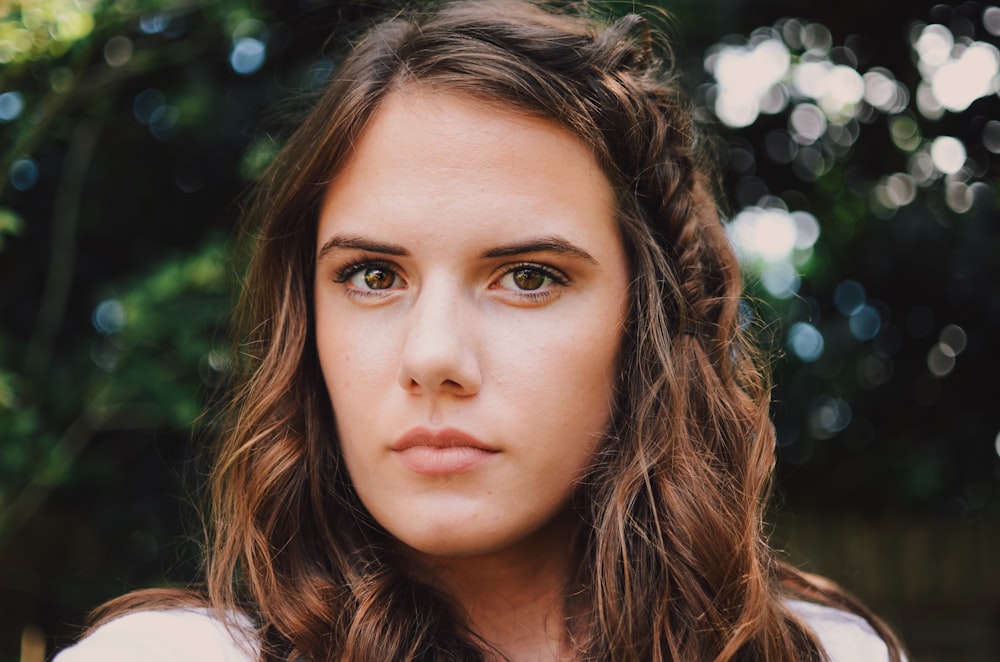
[391,427,499,475]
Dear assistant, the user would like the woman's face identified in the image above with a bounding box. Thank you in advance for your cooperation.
[314,90,629,560]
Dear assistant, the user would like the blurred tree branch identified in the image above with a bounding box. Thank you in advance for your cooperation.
[23,120,101,383]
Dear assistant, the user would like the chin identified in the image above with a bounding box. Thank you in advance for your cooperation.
[385,508,580,563]
[392,526,518,560]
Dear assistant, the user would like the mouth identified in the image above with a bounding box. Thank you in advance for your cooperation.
[391,427,499,475]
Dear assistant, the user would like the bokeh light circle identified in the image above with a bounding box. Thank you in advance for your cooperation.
[788,322,825,362]
[834,280,866,315]
[849,305,882,341]
[986,7,1000,36]
[930,136,966,174]
[927,343,956,377]
[10,158,38,191]
[808,396,852,439]
[0,91,24,122]
[92,299,126,335]
[982,120,1000,154]
[230,38,266,76]
[940,324,967,355]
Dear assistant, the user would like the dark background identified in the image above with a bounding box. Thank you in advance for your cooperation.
[1,1,997,660]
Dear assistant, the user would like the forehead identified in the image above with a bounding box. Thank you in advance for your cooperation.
[317,89,619,248]
[337,87,600,179]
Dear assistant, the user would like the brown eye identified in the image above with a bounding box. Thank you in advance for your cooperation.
[339,262,400,292]
[511,267,547,291]
[362,267,395,290]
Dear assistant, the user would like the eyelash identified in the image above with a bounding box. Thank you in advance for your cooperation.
[333,259,400,299]
[333,259,390,282]
[496,262,568,302]
[331,259,569,301]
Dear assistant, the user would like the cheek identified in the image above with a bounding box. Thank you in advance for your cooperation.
[319,335,396,481]
[316,316,398,418]
[557,294,626,377]
[500,311,623,432]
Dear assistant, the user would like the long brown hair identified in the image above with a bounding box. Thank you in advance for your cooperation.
[93,2,905,660]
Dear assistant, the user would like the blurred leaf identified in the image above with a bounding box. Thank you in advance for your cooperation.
[0,207,23,251]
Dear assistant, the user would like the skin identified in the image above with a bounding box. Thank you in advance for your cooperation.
[314,89,630,659]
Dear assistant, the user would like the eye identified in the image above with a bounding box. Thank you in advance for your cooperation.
[508,266,549,291]
[353,265,396,290]
[496,263,566,293]
[334,260,402,294]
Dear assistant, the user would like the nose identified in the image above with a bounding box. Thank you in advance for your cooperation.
[396,284,481,397]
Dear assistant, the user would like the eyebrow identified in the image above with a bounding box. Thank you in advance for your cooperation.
[317,234,410,261]
[316,233,597,264]
[481,236,597,264]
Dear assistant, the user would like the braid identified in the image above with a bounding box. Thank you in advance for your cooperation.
[573,14,824,661]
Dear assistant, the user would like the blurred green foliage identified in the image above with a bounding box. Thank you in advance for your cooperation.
[0,0,997,660]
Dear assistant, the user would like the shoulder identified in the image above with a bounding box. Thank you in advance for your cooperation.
[53,608,258,662]
[786,599,896,662]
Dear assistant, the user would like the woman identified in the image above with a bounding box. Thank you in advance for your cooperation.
[56,1,906,660]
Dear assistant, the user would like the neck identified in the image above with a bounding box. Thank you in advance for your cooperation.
[407,512,583,661]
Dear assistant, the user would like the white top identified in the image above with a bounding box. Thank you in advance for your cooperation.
[54,609,257,662]
[786,599,895,661]
[54,600,893,661]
